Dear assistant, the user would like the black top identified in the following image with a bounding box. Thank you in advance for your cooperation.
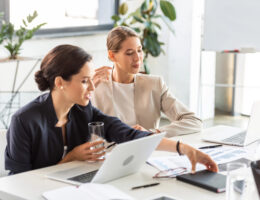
[5,93,150,174]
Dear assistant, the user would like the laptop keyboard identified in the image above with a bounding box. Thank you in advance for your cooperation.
[67,170,98,183]
[222,131,246,145]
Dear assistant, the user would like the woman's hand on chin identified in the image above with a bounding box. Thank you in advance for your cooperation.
[93,66,113,87]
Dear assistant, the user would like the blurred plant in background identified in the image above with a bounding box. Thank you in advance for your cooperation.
[0,11,46,60]
[112,0,176,74]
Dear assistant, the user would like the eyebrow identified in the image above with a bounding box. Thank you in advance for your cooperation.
[82,76,91,79]
[126,47,142,51]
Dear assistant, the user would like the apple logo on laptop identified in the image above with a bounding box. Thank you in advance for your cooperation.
[123,155,134,166]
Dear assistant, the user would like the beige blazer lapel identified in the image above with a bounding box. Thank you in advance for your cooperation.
[92,75,116,116]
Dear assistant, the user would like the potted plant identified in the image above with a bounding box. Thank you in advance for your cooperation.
[0,11,46,128]
[0,10,46,60]
[112,0,176,74]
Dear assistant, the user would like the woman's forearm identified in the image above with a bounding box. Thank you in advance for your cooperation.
[156,138,191,155]
[156,138,177,152]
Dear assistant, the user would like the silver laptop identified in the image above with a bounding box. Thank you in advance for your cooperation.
[47,132,165,185]
[202,101,260,146]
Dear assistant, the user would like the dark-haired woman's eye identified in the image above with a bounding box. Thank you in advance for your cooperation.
[82,80,87,84]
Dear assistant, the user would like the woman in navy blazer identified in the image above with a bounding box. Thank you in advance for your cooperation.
[5,45,218,175]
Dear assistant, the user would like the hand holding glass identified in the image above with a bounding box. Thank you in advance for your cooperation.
[88,122,105,160]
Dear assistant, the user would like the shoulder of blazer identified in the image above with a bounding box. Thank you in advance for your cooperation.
[136,74,163,89]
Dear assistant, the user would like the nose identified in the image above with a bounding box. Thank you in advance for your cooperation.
[87,79,95,92]
[133,51,141,62]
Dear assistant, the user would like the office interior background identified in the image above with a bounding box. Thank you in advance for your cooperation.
[0,0,259,129]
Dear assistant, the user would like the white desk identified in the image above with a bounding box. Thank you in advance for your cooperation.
[0,133,258,200]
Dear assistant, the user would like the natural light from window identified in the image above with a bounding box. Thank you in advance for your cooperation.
[10,0,114,29]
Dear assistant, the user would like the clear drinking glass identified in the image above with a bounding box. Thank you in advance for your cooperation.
[88,122,105,158]
[226,162,249,200]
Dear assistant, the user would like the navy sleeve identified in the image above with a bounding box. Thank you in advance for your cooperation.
[5,115,32,174]
[91,106,151,143]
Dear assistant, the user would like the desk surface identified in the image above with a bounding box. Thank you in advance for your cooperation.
[0,133,258,200]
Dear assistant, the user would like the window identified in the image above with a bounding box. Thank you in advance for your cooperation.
[1,0,119,36]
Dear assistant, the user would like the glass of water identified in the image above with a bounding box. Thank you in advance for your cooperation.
[226,162,248,200]
[88,122,105,159]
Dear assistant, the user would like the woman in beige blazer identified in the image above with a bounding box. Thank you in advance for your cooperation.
[92,26,202,137]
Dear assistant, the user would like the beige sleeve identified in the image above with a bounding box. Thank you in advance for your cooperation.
[158,77,202,137]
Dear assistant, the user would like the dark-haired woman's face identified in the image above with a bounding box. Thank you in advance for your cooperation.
[62,61,95,106]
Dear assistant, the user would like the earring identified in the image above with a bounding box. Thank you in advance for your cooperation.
[60,86,63,90]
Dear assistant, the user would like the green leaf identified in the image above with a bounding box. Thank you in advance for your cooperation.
[143,60,150,74]
[118,2,128,15]
[141,0,158,18]
[160,0,176,21]
[143,33,161,57]
[1,10,46,59]
[133,27,141,33]
[22,19,27,27]
[111,15,120,22]
[133,16,144,23]
[152,22,161,30]
[27,10,38,23]
[127,7,142,19]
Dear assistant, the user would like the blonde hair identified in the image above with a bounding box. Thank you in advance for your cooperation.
[107,26,139,52]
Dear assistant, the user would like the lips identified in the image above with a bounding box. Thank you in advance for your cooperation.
[132,63,140,68]
[85,93,92,100]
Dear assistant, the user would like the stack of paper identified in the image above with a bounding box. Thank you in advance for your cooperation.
[147,146,248,173]
[42,183,133,200]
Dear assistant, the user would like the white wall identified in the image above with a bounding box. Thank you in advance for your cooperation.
[147,0,203,112]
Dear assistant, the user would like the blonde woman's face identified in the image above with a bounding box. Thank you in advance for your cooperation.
[112,37,143,74]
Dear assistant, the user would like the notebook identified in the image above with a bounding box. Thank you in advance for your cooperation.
[176,170,226,193]
[47,132,165,185]
[202,100,260,146]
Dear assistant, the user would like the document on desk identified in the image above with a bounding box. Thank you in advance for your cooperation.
[42,183,134,200]
[147,146,248,172]
[201,146,247,164]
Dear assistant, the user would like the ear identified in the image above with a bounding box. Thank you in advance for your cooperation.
[54,76,64,90]
[108,50,116,62]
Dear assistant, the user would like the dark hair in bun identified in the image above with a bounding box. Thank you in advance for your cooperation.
[34,70,49,91]
[34,44,92,91]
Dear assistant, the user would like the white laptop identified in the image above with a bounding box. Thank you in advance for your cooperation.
[47,132,165,185]
[202,101,260,146]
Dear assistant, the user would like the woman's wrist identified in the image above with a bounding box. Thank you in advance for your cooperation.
[60,151,75,164]
[178,142,189,156]
[176,140,183,155]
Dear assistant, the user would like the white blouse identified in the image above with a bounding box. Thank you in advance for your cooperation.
[112,81,136,126]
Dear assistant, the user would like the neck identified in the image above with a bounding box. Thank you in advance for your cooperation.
[51,90,73,127]
[112,65,135,84]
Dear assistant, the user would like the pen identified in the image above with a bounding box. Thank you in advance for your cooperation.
[199,144,222,149]
[106,142,116,149]
[131,182,160,190]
